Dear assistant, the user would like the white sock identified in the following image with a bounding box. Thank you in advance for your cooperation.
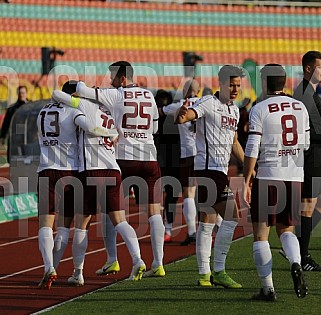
[165,223,172,235]
[213,220,238,272]
[72,228,88,272]
[101,213,117,263]
[164,212,172,235]
[115,221,142,266]
[280,231,301,266]
[253,241,274,294]
[38,227,54,272]
[149,214,165,268]
[196,222,214,275]
[53,227,70,269]
[216,214,223,227]
[183,198,197,236]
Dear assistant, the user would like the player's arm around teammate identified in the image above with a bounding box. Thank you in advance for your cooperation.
[53,82,146,281]
[64,62,165,278]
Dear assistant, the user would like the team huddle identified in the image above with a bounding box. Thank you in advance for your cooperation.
[37,51,321,301]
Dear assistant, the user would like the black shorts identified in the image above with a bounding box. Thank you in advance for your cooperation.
[194,169,235,207]
[250,178,301,226]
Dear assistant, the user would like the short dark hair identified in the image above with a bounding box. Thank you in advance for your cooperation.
[154,89,173,108]
[62,80,78,95]
[260,64,286,92]
[17,85,27,93]
[202,86,212,96]
[218,65,244,83]
[302,51,321,69]
[109,61,134,80]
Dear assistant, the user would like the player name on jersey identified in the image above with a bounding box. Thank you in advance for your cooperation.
[123,131,147,139]
[278,148,301,156]
[42,140,58,146]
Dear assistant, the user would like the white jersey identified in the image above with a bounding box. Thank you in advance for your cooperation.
[191,95,240,174]
[37,101,82,172]
[163,97,198,158]
[77,99,120,172]
[246,95,310,181]
[77,82,159,161]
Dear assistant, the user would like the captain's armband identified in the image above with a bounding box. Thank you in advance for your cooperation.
[70,96,80,108]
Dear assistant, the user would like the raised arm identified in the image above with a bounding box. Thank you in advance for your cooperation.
[162,101,182,117]
[175,101,197,124]
[52,90,112,138]
[76,81,97,101]
[75,115,111,138]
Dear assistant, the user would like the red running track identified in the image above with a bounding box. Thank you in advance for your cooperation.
[0,199,252,315]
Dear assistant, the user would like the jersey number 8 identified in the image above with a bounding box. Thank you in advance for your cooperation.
[281,115,298,146]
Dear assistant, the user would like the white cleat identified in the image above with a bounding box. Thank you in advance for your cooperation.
[67,273,84,286]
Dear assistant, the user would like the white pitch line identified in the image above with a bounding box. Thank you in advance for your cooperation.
[0,211,142,247]
[0,224,187,281]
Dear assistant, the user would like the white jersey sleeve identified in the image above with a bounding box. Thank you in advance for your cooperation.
[52,90,112,138]
[245,106,263,158]
[192,95,213,118]
[162,101,182,116]
[76,81,121,113]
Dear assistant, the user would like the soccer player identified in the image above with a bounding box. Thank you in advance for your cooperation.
[66,61,165,277]
[53,82,146,282]
[154,89,180,244]
[243,64,309,300]
[291,51,321,271]
[37,81,110,289]
[177,65,245,288]
[161,79,222,245]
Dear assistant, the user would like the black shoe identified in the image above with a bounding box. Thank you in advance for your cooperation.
[291,263,308,298]
[251,288,277,302]
[302,254,321,271]
[180,233,196,246]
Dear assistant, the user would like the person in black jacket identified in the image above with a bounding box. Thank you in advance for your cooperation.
[0,85,29,162]
[291,51,321,271]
